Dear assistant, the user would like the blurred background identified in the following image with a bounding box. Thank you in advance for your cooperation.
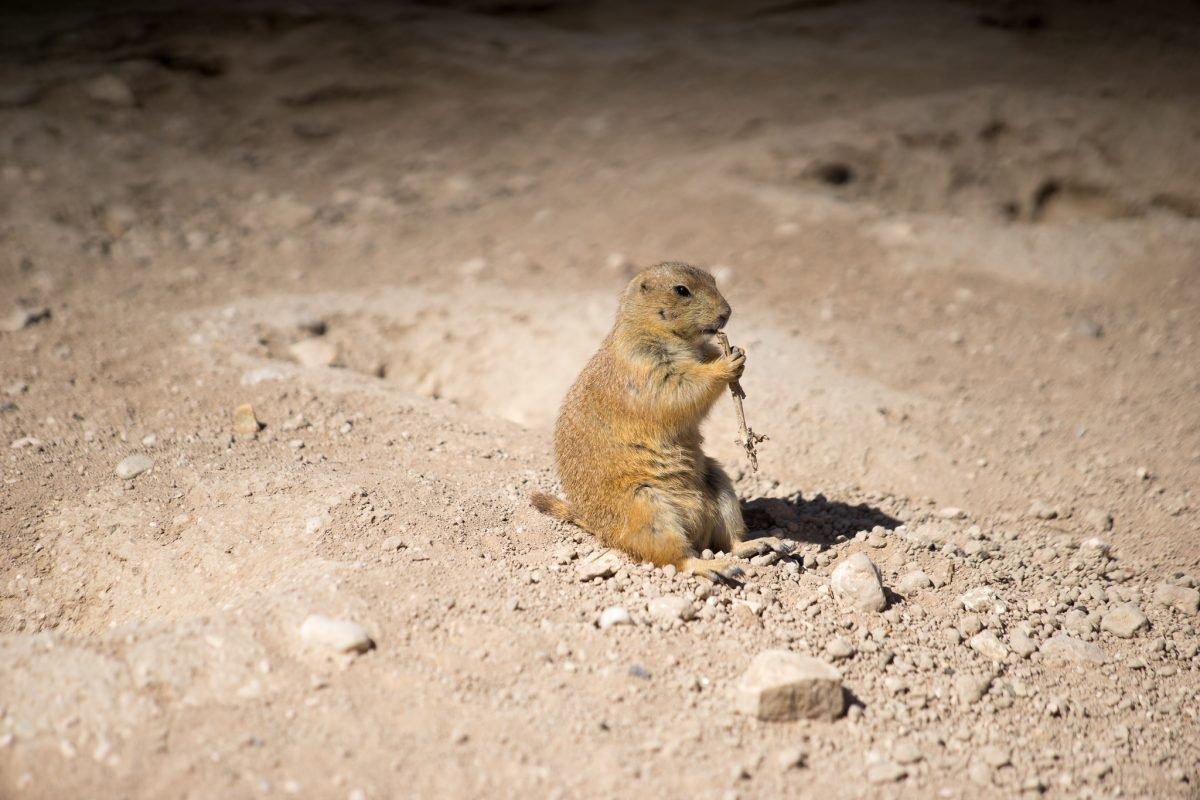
[1,0,1198,797]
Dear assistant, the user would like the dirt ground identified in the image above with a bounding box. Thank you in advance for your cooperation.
[2,1,1199,797]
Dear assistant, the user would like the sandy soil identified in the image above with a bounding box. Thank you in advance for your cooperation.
[2,1,1199,797]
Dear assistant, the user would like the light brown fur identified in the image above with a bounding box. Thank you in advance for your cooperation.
[531,262,791,580]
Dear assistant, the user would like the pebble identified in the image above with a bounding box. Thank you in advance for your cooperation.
[10,436,43,450]
[978,745,1011,768]
[830,553,887,612]
[1009,628,1039,658]
[733,650,845,721]
[1153,583,1200,614]
[1084,509,1114,532]
[968,631,1010,662]
[776,747,806,771]
[897,570,932,596]
[576,549,623,581]
[233,403,261,437]
[938,507,965,519]
[1029,500,1058,520]
[959,614,983,636]
[299,615,374,654]
[115,454,153,479]
[1100,603,1149,639]
[648,596,696,623]
[1079,537,1111,557]
[825,637,855,660]
[955,673,992,705]
[866,531,887,548]
[1,306,50,333]
[81,74,136,107]
[598,607,632,629]
[290,338,338,368]
[892,740,923,765]
[1039,634,1107,665]
[957,586,1006,614]
[867,762,908,784]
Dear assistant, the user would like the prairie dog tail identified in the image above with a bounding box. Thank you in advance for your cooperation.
[531,492,575,523]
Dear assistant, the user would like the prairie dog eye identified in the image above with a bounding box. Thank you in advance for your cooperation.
[673,285,691,297]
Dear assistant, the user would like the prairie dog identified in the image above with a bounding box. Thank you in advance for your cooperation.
[532,262,791,579]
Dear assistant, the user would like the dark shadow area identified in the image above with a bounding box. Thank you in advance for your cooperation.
[742,492,901,548]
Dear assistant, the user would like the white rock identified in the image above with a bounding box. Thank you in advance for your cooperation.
[867,762,908,784]
[115,454,153,479]
[1,306,50,333]
[1009,628,1039,659]
[830,553,886,612]
[598,607,632,629]
[1153,583,1200,614]
[957,586,1007,614]
[733,650,845,721]
[1079,537,1111,556]
[1039,634,1107,665]
[1100,603,1149,639]
[290,339,338,368]
[10,436,43,450]
[81,74,136,107]
[647,596,696,623]
[299,615,373,653]
[576,549,623,581]
[968,631,1010,662]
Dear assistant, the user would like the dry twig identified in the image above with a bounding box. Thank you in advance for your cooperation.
[716,331,768,471]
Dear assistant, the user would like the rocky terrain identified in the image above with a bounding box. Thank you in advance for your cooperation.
[1,1,1198,798]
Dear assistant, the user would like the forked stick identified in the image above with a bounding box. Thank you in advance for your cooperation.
[716,332,768,471]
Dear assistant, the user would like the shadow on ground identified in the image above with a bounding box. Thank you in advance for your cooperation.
[742,493,901,547]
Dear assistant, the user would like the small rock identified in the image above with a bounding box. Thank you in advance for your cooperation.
[299,615,373,654]
[1029,500,1058,520]
[1101,603,1149,639]
[290,338,338,368]
[115,454,153,479]
[733,650,845,721]
[1008,628,1036,662]
[648,596,696,623]
[978,745,1011,768]
[379,535,404,551]
[897,570,932,596]
[825,637,855,661]
[1039,634,1107,665]
[968,631,1010,662]
[929,560,954,588]
[10,436,43,450]
[81,74,137,107]
[958,586,1007,614]
[776,747,806,771]
[628,664,651,680]
[576,549,623,581]
[1084,509,1114,532]
[959,614,984,636]
[233,403,261,437]
[1,306,50,333]
[598,607,632,629]
[892,740,923,765]
[866,531,887,548]
[938,506,965,519]
[955,673,992,705]
[867,762,908,784]
[830,553,887,612]
[1079,537,1111,557]
[1153,583,1200,614]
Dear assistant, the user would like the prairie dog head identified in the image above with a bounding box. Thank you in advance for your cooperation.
[620,262,731,342]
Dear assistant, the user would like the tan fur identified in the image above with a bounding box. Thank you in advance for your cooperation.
[532,262,791,580]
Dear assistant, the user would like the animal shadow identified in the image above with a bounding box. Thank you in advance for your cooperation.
[741,492,901,549]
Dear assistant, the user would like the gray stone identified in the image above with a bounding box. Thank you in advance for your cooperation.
[1153,583,1200,615]
[115,454,154,479]
[968,631,1010,662]
[1101,603,1149,638]
[647,596,695,623]
[830,553,886,612]
[733,650,845,721]
[1039,634,1107,665]
[299,615,373,653]
[598,607,632,629]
